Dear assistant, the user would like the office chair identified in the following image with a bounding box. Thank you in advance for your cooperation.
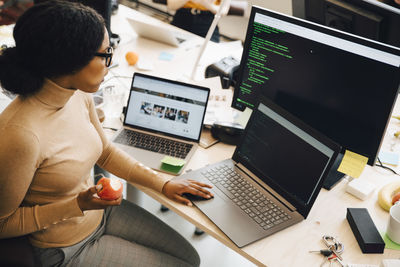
[0,235,35,267]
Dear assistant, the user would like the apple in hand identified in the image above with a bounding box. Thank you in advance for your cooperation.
[96,177,123,200]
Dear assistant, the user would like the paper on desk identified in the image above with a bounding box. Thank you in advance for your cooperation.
[337,150,368,178]
[378,151,399,166]
[199,40,243,65]
[136,58,154,71]
[159,52,174,61]
[194,77,237,126]
[234,107,253,128]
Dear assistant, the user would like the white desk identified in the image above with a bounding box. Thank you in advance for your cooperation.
[109,5,243,81]
[107,5,400,267]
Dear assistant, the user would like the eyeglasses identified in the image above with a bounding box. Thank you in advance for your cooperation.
[94,46,113,67]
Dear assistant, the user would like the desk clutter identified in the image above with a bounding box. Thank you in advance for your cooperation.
[210,121,244,145]
[378,181,400,212]
[309,235,345,266]
[346,178,376,201]
[2,2,400,266]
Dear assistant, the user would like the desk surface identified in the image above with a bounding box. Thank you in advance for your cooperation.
[108,5,400,267]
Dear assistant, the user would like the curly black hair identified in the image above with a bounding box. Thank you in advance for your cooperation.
[0,0,105,96]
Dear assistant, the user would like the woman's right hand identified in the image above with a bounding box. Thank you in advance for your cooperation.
[77,186,122,212]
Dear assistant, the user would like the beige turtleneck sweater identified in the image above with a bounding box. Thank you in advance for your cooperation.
[0,79,170,248]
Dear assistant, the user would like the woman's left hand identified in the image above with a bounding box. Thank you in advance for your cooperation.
[162,179,213,206]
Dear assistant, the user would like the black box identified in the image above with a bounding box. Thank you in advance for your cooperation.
[346,208,385,253]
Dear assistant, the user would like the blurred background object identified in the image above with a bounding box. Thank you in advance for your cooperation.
[0,0,33,25]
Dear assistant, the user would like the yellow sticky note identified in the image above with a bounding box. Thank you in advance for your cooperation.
[337,150,368,178]
[161,156,186,167]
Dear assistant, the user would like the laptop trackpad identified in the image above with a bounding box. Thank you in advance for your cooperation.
[194,190,265,247]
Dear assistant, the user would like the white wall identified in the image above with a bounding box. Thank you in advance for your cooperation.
[219,0,292,41]
[248,0,292,15]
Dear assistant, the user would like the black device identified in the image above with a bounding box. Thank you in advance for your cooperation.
[346,208,385,253]
[205,56,240,89]
[231,5,400,190]
[175,95,340,247]
[210,121,244,145]
[293,0,400,48]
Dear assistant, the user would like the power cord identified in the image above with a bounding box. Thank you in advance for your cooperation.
[376,157,400,176]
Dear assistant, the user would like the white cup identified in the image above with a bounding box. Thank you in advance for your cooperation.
[102,85,124,118]
[93,95,105,123]
[387,202,400,244]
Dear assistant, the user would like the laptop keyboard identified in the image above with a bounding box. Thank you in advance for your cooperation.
[201,164,291,231]
[114,129,193,159]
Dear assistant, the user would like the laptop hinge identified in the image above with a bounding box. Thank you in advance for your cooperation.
[234,162,297,212]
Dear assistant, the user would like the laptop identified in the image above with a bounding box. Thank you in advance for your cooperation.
[112,73,210,175]
[127,17,192,47]
[175,95,340,247]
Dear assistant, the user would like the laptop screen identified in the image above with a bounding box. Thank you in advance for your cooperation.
[233,97,338,217]
[124,73,209,141]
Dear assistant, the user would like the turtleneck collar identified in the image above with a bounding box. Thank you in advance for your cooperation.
[34,78,76,109]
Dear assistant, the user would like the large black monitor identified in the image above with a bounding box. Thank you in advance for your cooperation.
[294,0,400,48]
[232,5,400,189]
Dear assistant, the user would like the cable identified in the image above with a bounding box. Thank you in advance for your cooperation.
[376,157,400,176]
[103,126,119,131]
[103,74,132,84]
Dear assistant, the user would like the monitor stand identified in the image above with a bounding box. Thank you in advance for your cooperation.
[323,153,345,190]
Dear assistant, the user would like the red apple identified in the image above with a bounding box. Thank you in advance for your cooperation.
[392,191,400,205]
[96,177,123,201]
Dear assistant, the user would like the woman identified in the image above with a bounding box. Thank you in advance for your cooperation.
[0,1,213,266]
[168,0,231,43]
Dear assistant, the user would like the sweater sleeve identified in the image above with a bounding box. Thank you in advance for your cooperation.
[0,125,84,238]
[86,93,171,193]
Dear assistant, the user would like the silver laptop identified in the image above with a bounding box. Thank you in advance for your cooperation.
[112,73,210,175]
[176,96,340,247]
[127,17,191,47]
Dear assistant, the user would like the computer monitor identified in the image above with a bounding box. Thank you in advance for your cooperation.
[231,5,400,189]
[294,0,400,48]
